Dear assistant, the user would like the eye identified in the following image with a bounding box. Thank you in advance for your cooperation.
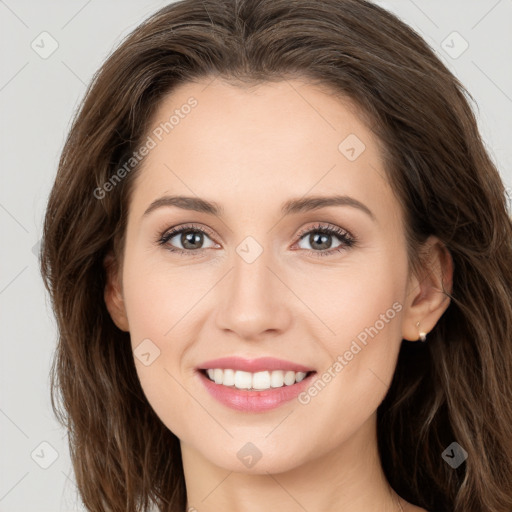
[295,223,356,257]
[157,224,219,255]
[157,222,356,257]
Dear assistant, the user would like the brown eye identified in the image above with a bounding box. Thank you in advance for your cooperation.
[158,225,218,253]
[178,230,205,250]
[296,224,355,257]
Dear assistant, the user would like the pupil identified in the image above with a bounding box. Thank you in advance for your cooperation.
[311,233,331,250]
[182,231,203,249]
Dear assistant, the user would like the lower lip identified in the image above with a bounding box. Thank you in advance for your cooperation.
[197,370,316,412]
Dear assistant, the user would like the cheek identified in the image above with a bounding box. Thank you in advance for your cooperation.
[292,259,406,450]
[290,250,404,348]
[122,270,197,442]
[122,253,216,342]
[120,252,219,440]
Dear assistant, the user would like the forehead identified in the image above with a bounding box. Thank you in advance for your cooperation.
[129,77,401,227]
[144,77,376,164]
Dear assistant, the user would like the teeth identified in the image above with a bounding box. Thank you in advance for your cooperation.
[204,369,308,390]
[284,370,296,386]
[223,369,235,386]
[234,370,252,389]
[213,368,223,384]
[270,370,284,388]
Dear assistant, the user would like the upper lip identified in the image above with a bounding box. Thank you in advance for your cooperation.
[197,356,315,373]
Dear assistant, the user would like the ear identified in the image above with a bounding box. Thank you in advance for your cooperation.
[401,235,453,341]
[103,251,130,332]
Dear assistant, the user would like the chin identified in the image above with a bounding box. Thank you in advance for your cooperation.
[197,439,309,475]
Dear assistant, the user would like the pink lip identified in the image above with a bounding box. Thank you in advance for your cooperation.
[197,356,314,373]
[196,369,316,412]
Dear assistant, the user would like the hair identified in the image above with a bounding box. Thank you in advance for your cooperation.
[40,0,512,511]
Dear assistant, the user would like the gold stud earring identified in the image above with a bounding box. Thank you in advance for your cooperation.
[416,321,427,342]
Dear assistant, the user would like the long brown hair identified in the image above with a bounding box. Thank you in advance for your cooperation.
[40,1,512,510]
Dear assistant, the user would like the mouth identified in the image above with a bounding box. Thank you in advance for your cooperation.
[199,368,316,391]
[195,358,317,412]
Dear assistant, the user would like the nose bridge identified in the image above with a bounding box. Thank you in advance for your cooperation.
[214,235,291,338]
[232,238,271,301]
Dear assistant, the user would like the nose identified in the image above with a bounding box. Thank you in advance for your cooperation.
[214,241,293,340]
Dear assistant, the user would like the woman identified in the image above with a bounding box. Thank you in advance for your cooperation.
[40,0,512,511]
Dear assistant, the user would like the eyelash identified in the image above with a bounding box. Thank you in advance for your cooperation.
[156,222,356,258]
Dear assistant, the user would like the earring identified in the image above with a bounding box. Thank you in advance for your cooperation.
[416,321,427,342]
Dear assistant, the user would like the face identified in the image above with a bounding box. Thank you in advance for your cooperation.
[109,77,417,474]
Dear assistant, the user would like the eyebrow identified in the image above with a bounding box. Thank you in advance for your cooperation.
[143,194,375,221]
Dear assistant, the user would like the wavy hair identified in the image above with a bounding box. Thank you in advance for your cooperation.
[40,0,512,510]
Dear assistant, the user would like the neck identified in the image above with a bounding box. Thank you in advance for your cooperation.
[181,413,401,512]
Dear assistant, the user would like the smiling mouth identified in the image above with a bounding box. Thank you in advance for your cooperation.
[200,368,316,391]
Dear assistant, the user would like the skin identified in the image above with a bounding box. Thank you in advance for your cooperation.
[105,77,453,512]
